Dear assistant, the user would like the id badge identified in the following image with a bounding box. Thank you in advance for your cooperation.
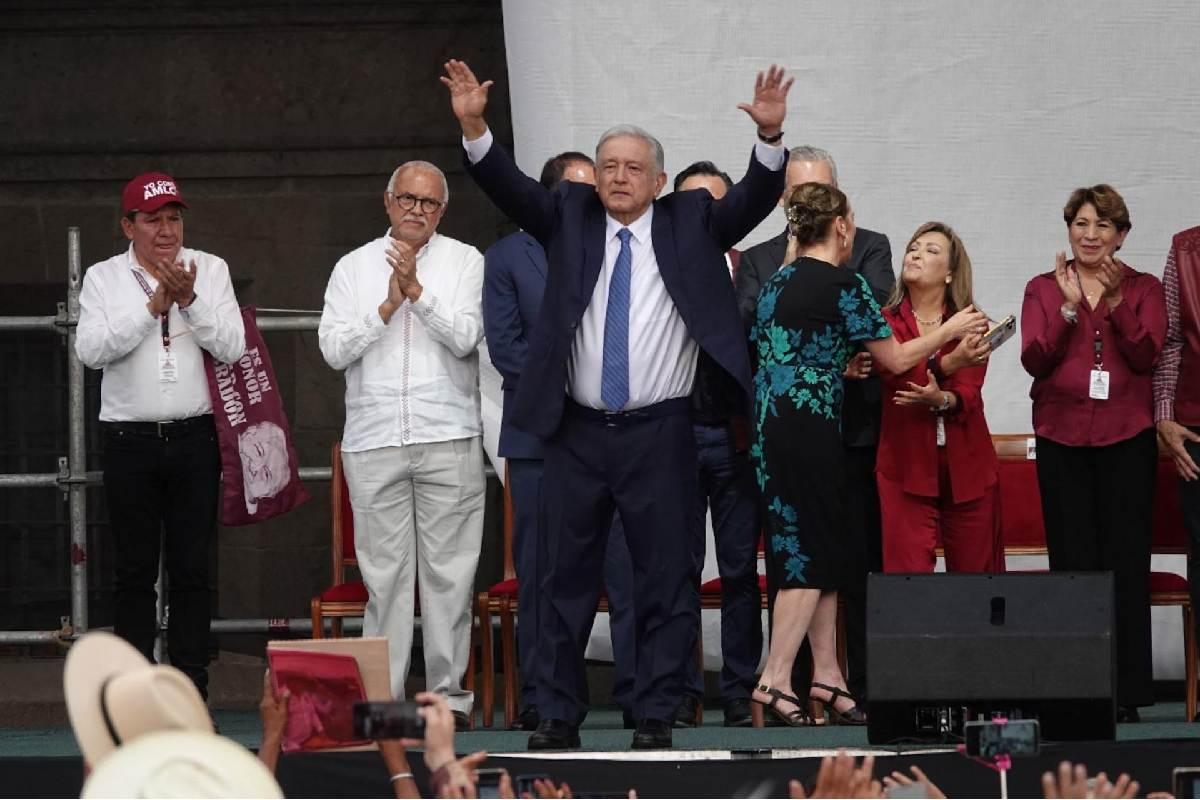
[159,350,179,383]
[1089,369,1110,400]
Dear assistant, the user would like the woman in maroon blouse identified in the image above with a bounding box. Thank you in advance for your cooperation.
[877,222,1003,574]
[1020,184,1166,722]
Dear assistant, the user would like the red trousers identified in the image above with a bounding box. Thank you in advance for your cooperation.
[879,448,1004,573]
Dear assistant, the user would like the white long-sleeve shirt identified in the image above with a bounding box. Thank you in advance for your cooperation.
[319,231,485,452]
[463,128,783,410]
[76,245,246,422]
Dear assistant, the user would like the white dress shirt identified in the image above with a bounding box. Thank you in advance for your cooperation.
[463,128,784,410]
[319,231,485,452]
[76,245,246,422]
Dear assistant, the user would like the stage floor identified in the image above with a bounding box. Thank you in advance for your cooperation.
[4,703,1198,798]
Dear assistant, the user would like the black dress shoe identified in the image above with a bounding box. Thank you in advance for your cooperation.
[514,706,540,731]
[722,698,753,728]
[631,718,673,749]
[673,694,701,728]
[1117,705,1141,724]
[621,709,636,730]
[452,710,471,732]
[528,718,581,750]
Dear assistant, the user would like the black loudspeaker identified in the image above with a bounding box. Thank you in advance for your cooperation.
[867,572,1115,744]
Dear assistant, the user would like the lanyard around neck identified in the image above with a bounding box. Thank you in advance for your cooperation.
[130,269,171,350]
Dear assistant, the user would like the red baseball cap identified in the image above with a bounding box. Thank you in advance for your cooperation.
[121,172,189,215]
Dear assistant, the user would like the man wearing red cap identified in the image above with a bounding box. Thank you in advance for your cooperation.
[76,172,246,700]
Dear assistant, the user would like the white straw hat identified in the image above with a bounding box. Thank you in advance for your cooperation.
[81,730,283,798]
[64,631,213,765]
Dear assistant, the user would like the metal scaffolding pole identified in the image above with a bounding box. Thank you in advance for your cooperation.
[66,227,87,635]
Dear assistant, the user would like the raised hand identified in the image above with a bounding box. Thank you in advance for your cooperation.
[1054,251,1083,309]
[736,64,793,136]
[882,765,947,799]
[441,59,493,139]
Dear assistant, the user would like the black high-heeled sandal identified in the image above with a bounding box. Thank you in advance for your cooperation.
[750,683,813,728]
[809,681,867,726]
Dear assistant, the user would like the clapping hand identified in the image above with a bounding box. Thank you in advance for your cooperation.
[156,257,198,308]
[441,59,493,139]
[1054,251,1083,309]
[1097,254,1124,308]
[789,751,883,799]
[737,64,793,137]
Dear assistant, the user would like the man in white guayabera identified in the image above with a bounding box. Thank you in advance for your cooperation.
[318,160,485,728]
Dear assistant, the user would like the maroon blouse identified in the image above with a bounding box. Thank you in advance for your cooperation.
[1020,262,1166,447]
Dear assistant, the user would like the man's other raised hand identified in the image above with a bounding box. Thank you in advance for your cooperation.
[441,59,493,140]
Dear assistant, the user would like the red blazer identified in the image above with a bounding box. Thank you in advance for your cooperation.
[875,299,998,503]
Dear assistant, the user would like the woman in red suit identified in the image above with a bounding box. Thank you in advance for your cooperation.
[876,221,1003,573]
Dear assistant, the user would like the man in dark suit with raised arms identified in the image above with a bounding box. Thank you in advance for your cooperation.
[442,58,791,750]
[737,145,895,712]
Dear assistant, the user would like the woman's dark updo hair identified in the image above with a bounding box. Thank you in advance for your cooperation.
[785,182,849,247]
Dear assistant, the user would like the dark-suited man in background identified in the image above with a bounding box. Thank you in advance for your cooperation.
[670,161,760,729]
[482,151,639,732]
[737,145,894,709]
[444,58,790,750]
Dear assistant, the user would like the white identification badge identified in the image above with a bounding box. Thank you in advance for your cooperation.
[159,350,179,383]
[936,416,946,447]
[1089,369,1110,400]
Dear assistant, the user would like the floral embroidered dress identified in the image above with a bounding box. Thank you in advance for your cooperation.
[751,256,892,589]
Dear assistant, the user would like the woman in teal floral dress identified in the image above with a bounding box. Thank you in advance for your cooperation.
[749,183,987,727]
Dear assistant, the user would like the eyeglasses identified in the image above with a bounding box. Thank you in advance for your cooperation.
[390,193,444,214]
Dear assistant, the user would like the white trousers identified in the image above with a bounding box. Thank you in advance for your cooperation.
[341,437,485,711]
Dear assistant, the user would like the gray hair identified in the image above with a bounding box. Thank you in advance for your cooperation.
[596,124,665,175]
[788,145,838,187]
[387,160,450,203]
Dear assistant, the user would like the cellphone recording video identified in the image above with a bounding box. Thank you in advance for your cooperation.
[351,700,425,740]
[475,768,509,799]
[963,718,1040,758]
[981,314,1017,351]
[1173,767,1200,799]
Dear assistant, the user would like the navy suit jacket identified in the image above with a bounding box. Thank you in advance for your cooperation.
[467,141,785,440]
[483,230,547,459]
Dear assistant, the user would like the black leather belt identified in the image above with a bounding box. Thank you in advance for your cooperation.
[565,396,691,426]
[102,415,214,438]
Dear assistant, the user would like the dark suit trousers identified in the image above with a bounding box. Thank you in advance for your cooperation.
[773,443,881,705]
[537,401,701,723]
[1036,430,1156,708]
[683,422,761,703]
[509,457,638,712]
[102,418,220,699]
[1183,428,1200,645]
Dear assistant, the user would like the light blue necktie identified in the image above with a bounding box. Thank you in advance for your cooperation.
[601,228,632,411]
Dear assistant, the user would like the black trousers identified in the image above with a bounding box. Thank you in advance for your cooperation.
[536,399,701,723]
[1181,427,1200,641]
[769,443,881,705]
[1036,429,1157,708]
[102,416,220,698]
